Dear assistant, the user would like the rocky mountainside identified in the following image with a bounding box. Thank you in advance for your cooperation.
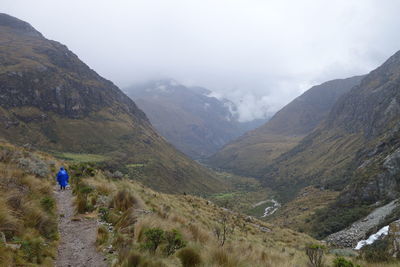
[0,13,226,194]
[126,80,267,159]
[263,50,400,238]
[207,76,363,176]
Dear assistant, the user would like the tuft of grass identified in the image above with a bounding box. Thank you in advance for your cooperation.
[112,189,142,212]
[178,247,202,267]
[96,225,109,247]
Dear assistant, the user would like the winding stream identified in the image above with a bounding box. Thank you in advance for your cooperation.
[253,199,281,217]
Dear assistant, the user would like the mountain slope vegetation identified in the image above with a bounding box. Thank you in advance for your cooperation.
[263,51,400,238]
[208,76,363,176]
[0,13,225,194]
[126,80,267,159]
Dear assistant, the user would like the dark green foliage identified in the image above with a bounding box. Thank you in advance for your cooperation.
[70,163,96,178]
[99,207,110,222]
[333,257,361,267]
[142,228,164,253]
[311,205,371,239]
[163,229,186,256]
[305,244,325,267]
[140,228,186,255]
[178,247,202,267]
[360,239,391,262]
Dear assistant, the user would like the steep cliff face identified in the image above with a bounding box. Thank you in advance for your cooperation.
[207,76,363,176]
[126,80,267,159]
[0,13,226,194]
[265,51,400,197]
[262,51,400,238]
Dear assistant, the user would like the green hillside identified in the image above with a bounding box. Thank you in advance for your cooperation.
[208,76,363,177]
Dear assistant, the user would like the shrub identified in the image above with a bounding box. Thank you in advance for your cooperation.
[16,155,50,178]
[21,235,45,264]
[70,163,96,178]
[142,228,164,253]
[178,247,202,267]
[333,257,360,267]
[360,239,391,262]
[305,244,325,267]
[163,229,186,256]
[99,207,110,222]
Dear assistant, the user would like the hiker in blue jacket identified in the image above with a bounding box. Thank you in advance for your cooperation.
[57,167,69,191]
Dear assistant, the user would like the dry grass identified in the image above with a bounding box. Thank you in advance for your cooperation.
[0,142,59,266]
[72,171,400,267]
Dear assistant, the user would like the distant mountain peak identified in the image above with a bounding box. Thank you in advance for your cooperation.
[126,80,267,158]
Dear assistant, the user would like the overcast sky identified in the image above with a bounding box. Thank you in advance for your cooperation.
[3,0,400,121]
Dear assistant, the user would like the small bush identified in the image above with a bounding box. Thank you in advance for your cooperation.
[360,239,391,262]
[305,244,325,267]
[16,155,50,178]
[21,235,45,264]
[99,207,110,222]
[142,228,164,253]
[333,257,360,267]
[163,229,186,256]
[178,247,202,267]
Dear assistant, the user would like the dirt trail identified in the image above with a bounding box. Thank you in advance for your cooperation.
[54,187,108,267]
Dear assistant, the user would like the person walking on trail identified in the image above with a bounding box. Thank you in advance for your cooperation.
[57,167,69,191]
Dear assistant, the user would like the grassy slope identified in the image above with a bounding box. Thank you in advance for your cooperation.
[260,51,400,239]
[0,142,60,266]
[0,142,397,266]
[208,76,363,177]
[209,134,302,177]
[76,171,320,267]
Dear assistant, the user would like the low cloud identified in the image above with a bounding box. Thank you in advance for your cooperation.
[3,0,400,120]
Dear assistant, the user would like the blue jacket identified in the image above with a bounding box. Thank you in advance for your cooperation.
[57,168,69,187]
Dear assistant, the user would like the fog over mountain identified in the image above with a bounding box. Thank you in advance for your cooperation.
[3,0,400,120]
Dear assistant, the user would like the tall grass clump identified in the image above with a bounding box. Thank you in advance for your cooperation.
[178,247,202,267]
[112,189,141,212]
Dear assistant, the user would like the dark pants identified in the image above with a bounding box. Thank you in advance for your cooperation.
[60,185,66,190]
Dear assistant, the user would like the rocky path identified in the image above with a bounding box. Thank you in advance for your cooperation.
[54,187,107,267]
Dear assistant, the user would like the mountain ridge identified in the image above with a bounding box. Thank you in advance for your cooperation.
[126,79,267,159]
[207,75,364,176]
[0,13,226,194]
